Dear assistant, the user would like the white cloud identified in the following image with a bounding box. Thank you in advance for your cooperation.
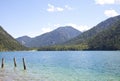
[47,4,73,12]
[47,4,55,12]
[40,23,91,35]
[104,9,119,17]
[56,7,64,12]
[41,27,52,33]
[53,23,91,32]
[95,0,115,5]
[66,23,92,32]
[95,0,120,5]
[116,0,120,3]
[65,5,73,10]
[53,24,61,27]
[47,4,64,12]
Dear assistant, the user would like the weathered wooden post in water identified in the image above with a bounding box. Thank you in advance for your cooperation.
[13,58,17,67]
[1,58,4,68]
[23,58,26,70]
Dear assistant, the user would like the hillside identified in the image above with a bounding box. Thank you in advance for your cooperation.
[17,26,81,48]
[88,20,120,50]
[66,15,120,45]
[38,15,120,51]
[16,36,32,45]
[0,26,26,51]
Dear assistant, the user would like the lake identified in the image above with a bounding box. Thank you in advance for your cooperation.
[0,51,120,81]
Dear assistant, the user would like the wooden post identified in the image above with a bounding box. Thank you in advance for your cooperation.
[1,58,4,68]
[23,58,26,70]
[13,58,17,67]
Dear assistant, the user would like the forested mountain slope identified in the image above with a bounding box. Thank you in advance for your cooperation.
[66,15,120,45]
[0,26,26,51]
[88,20,120,50]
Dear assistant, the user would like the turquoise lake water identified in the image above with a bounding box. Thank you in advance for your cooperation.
[0,51,120,81]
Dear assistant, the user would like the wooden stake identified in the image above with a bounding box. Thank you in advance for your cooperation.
[23,58,26,70]
[13,58,17,67]
[1,58,4,68]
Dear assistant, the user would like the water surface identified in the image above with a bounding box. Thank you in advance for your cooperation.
[0,51,120,81]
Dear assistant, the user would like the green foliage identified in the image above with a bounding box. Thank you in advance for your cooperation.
[87,20,120,50]
[66,15,120,45]
[64,15,120,50]
[0,26,27,51]
[38,44,88,51]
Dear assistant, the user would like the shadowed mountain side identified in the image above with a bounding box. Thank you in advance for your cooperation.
[88,19,120,50]
[66,15,120,45]
[0,26,27,51]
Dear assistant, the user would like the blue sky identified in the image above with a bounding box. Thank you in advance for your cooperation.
[0,0,120,38]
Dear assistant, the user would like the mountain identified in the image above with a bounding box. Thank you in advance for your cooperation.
[16,36,32,45]
[38,15,120,51]
[66,15,120,45]
[0,26,26,51]
[17,26,81,47]
[88,19,120,50]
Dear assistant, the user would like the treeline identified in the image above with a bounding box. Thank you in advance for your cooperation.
[38,44,88,51]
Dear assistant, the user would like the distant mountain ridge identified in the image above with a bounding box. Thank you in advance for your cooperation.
[0,26,26,51]
[16,36,31,45]
[1,15,119,51]
[17,26,81,47]
[66,15,120,45]
[37,15,120,50]
[16,15,120,50]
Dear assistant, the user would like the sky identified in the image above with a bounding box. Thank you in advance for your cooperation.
[0,0,120,38]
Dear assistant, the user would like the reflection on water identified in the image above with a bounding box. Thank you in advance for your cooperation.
[0,51,120,81]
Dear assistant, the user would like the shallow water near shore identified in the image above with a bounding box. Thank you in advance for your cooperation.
[0,51,120,81]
